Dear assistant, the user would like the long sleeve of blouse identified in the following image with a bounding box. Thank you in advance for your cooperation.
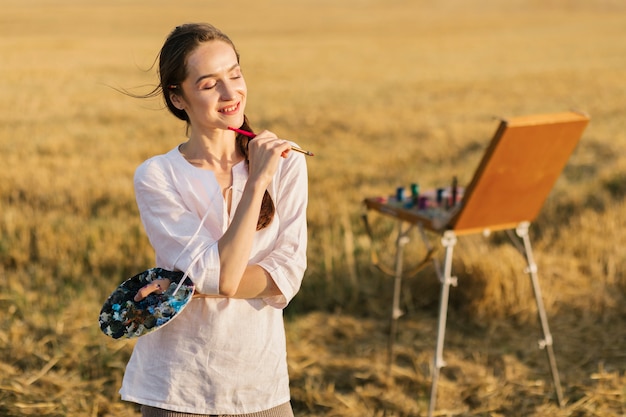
[133,145,308,308]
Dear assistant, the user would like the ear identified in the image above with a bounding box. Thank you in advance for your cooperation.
[169,91,185,110]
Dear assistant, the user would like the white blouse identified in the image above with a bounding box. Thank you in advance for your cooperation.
[120,144,308,414]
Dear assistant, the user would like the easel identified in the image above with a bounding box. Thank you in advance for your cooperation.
[363,111,590,416]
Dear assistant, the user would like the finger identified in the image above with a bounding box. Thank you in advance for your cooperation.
[251,130,277,141]
[279,141,292,158]
[256,137,290,152]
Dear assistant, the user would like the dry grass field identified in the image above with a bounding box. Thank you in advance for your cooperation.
[1,0,625,415]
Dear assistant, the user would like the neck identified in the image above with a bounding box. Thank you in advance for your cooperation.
[181,129,243,171]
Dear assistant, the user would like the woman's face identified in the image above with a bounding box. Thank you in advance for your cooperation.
[171,40,247,132]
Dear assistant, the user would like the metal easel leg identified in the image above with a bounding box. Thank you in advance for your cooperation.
[428,230,458,417]
[387,221,411,375]
[515,222,564,406]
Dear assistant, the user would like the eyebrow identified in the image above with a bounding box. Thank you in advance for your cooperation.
[194,63,240,85]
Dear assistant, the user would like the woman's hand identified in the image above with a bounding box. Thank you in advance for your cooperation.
[134,278,171,302]
[246,130,292,189]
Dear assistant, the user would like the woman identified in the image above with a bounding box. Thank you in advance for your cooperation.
[120,23,308,417]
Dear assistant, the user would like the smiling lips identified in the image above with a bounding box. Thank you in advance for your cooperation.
[219,102,240,115]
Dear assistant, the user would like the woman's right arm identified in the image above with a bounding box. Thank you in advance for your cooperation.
[215,131,291,296]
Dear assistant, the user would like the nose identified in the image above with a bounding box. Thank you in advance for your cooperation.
[219,79,241,101]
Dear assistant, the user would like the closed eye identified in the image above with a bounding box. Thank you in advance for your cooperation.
[230,68,243,80]
[195,63,242,88]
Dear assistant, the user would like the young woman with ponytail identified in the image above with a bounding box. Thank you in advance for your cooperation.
[120,23,307,417]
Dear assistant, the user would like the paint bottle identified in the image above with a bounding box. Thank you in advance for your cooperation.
[418,196,428,210]
[396,187,405,204]
[451,176,458,207]
[410,183,420,207]
[436,188,444,207]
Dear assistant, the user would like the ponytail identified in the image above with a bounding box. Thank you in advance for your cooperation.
[235,116,275,231]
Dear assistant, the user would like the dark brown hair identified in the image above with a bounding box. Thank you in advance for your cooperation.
[153,23,274,230]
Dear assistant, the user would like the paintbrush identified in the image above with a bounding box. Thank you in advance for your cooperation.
[228,126,315,156]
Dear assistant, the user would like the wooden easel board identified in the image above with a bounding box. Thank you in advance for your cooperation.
[363,111,590,235]
[450,111,590,234]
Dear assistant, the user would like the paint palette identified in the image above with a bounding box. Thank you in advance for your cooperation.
[99,268,194,339]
